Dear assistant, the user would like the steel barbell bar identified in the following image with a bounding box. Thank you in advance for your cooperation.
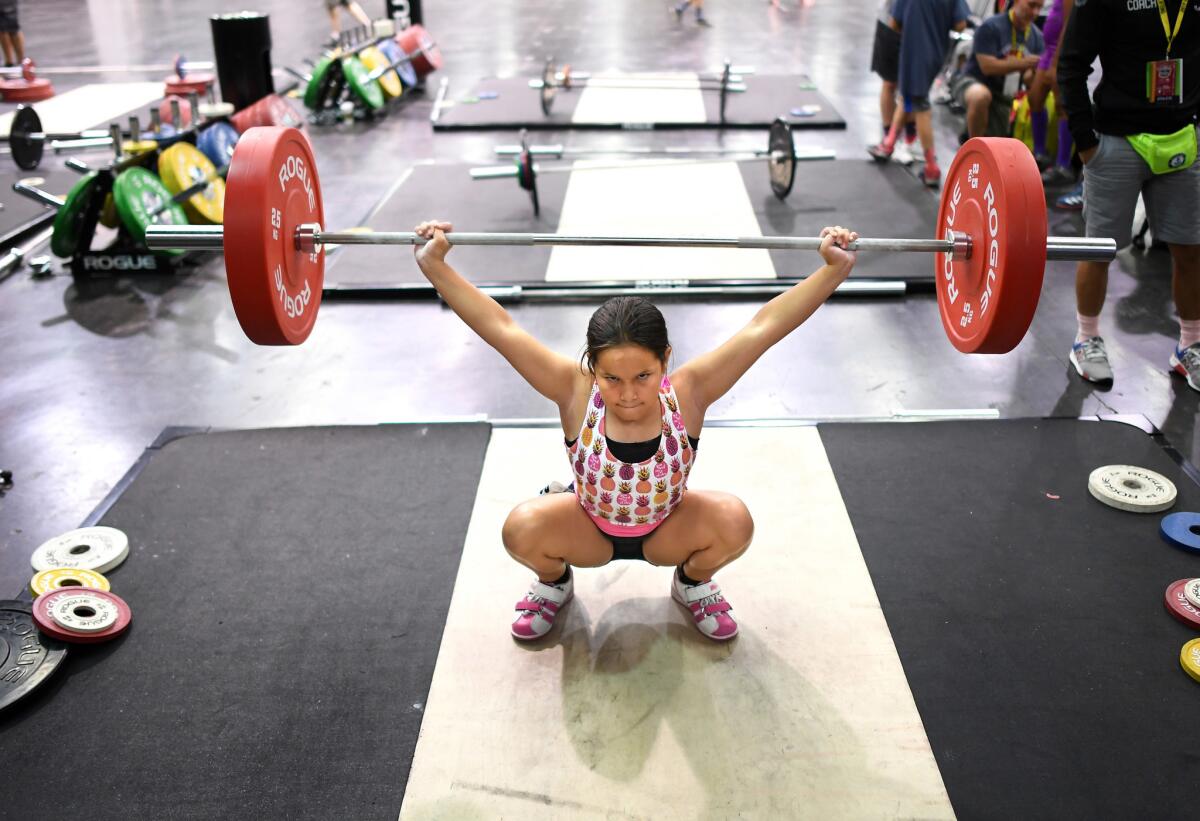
[145,223,1112,263]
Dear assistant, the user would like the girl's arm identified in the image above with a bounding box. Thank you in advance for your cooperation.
[673,226,857,417]
[413,221,586,409]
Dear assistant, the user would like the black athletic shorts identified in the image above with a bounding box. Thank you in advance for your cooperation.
[870,19,900,84]
[608,534,647,562]
[0,0,19,34]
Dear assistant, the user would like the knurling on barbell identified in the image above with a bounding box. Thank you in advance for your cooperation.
[143,127,1117,352]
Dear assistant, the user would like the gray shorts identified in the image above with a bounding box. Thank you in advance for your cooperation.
[950,74,1012,137]
[1083,129,1200,249]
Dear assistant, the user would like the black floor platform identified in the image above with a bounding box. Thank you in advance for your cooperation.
[820,417,1200,820]
[431,74,845,131]
[0,424,491,821]
[3,418,1198,818]
[323,158,938,292]
[0,165,87,247]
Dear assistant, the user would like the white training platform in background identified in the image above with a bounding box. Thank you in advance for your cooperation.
[399,427,953,820]
[0,82,163,137]
[546,158,776,281]
[571,71,707,124]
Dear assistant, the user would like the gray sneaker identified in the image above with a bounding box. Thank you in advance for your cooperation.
[1170,343,1200,392]
[1070,336,1113,384]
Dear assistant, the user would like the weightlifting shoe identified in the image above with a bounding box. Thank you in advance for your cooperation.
[918,161,941,188]
[1170,343,1200,392]
[1070,336,1113,385]
[866,141,894,162]
[671,569,738,641]
[511,569,573,641]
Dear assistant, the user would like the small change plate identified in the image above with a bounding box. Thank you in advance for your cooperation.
[1182,638,1200,685]
[31,526,129,574]
[1087,465,1177,513]
[33,588,132,644]
[47,591,121,634]
[1184,578,1200,610]
[1164,578,1200,630]
[30,567,111,597]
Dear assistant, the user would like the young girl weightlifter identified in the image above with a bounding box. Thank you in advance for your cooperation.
[413,221,859,641]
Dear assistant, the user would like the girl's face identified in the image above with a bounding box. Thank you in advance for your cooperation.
[593,344,669,425]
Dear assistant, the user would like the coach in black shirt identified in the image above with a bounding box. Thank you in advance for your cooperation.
[1058,0,1200,391]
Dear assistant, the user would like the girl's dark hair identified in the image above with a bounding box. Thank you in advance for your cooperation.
[582,297,670,372]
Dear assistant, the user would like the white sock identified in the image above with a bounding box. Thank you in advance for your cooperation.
[1179,318,1200,349]
[1076,312,1101,344]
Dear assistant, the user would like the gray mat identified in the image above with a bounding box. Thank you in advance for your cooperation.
[324,159,938,289]
[432,74,844,130]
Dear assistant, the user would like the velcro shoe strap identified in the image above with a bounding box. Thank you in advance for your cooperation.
[702,600,731,616]
[530,582,568,604]
[516,597,561,619]
[684,581,721,604]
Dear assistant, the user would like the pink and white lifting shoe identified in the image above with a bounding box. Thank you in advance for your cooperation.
[511,570,573,641]
[671,571,738,641]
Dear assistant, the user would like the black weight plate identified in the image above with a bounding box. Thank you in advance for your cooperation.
[517,149,540,216]
[767,117,796,199]
[540,58,556,117]
[718,62,730,126]
[0,599,69,712]
[11,104,43,170]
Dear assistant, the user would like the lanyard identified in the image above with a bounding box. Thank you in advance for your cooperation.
[1008,10,1029,56]
[1156,0,1188,58]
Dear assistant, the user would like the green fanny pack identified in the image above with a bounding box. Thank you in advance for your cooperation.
[1126,124,1198,174]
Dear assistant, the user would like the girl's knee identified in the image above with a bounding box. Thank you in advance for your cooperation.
[717,495,754,546]
[501,501,541,554]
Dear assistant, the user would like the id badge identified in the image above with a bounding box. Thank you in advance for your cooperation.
[1147,59,1183,104]
[1003,70,1020,99]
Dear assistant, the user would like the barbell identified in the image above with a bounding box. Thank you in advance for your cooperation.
[472,119,827,214]
[140,127,1116,354]
[537,58,741,122]
[539,61,754,87]
[5,92,234,170]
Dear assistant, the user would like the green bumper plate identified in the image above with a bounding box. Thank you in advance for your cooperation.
[342,55,385,110]
[50,172,104,258]
[112,166,188,254]
[304,56,336,110]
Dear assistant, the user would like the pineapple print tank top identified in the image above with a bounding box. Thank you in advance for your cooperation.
[566,375,695,538]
